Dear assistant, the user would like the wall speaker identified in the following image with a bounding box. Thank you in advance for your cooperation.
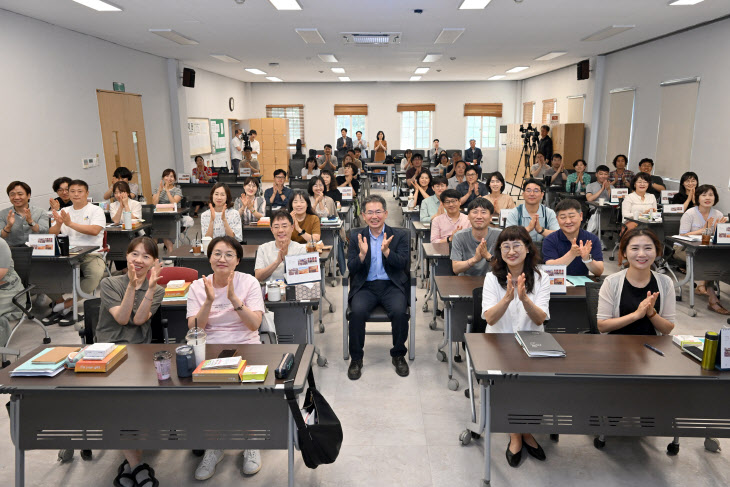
[577,60,589,81]
[182,68,196,88]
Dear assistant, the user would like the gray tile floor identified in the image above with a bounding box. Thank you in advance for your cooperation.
[1,188,729,486]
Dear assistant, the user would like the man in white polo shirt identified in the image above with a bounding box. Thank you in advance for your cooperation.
[47,179,106,323]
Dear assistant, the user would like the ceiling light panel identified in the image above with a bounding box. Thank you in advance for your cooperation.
[72,0,121,11]
[210,54,240,63]
[269,0,302,10]
[459,0,492,9]
[669,0,704,5]
[339,77,351,82]
[410,76,422,81]
[414,67,429,74]
[245,68,267,75]
[296,28,325,44]
[318,54,338,62]
[422,54,442,62]
[535,51,567,61]
[435,28,465,44]
[582,25,635,42]
[266,77,283,82]
[331,67,345,74]
[506,66,529,73]
[149,29,198,45]
[487,75,505,80]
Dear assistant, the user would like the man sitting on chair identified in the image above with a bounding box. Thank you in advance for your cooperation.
[347,195,410,381]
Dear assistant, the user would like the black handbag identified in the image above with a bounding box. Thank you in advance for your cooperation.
[284,345,343,469]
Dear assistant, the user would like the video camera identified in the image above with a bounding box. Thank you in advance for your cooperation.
[519,123,539,148]
[239,130,250,149]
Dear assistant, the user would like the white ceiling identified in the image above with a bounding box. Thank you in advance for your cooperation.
[2,0,729,83]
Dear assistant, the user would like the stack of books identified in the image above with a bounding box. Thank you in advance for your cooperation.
[154,203,177,213]
[10,347,79,377]
[74,345,127,373]
[515,331,566,358]
[256,217,271,226]
[193,357,247,383]
[164,280,191,298]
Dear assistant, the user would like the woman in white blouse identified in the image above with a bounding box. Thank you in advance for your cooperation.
[481,225,550,468]
[109,181,142,223]
[621,173,657,225]
[301,157,320,179]
[200,183,243,241]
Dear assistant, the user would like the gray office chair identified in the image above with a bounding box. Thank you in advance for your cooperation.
[289,158,306,179]
[341,228,417,361]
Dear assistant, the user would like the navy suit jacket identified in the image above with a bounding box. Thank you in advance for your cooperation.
[337,136,353,159]
[465,147,483,165]
[347,225,409,300]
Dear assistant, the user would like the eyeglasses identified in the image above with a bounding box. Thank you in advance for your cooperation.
[524,189,542,194]
[211,251,237,260]
[364,210,385,216]
[443,199,460,205]
[500,243,525,252]
[57,187,69,193]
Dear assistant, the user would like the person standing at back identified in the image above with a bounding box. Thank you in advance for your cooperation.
[373,131,387,162]
[465,139,483,177]
[336,128,353,161]
[230,128,244,175]
[354,130,368,159]
[537,125,553,161]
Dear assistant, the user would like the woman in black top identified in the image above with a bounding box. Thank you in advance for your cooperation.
[320,170,342,204]
[670,171,698,212]
[336,163,360,196]
[411,170,434,207]
[49,177,73,211]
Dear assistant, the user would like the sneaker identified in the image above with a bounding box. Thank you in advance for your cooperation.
[195,449,224,481]
[241,449,262,475]
[392,355,409,377]
[347,359,363,380]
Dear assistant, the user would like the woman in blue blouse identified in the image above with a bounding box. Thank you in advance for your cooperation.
[565,159,591,193]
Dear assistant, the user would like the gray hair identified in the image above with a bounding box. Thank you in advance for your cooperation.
[363,194,387,211]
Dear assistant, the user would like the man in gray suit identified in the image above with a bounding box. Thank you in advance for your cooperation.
[336,128,353,160]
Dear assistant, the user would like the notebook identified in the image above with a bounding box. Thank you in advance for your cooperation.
[515,331,566,358]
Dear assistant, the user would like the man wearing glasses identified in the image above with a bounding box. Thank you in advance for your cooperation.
[542,199,604,277]
[264,169,294,210]
[450,198,499,276]
[346,195,410,381]
[505,179,559,257]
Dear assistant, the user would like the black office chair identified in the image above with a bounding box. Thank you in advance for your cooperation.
[656,213,683,297]
[341,228,417,361]
[289,158,306,179]
[584,281,603,335]
[3,247,51,366]
[217,173,237,184]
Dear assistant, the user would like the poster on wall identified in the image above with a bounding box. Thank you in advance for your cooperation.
[188,118,212,156]
[210,119,226,153]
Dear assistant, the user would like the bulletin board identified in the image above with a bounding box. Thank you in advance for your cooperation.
[210,118,226,153]
[188,118,212,156]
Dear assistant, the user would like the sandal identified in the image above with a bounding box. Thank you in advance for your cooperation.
[695,285,709,296]
[708,303,730,315]
[41,312,63,326]
[113,460,135,487]
[131,463,159,487]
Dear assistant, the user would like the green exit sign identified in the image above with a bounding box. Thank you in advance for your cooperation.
[113,82,125,92]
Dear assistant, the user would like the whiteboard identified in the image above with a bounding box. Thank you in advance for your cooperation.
[188,118,212,156]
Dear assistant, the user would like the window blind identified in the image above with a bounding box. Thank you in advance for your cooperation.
[542,99,556,125]
[334,104,368,116]
[655,78,700,179]
[522,102,535,125]
[265,104,304,146]
[605,89,635,162]
[397,103,435,112]
[463,103,503,118]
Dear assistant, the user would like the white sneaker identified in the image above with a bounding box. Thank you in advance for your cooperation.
[195,449,224,480]
[241,449,261,475]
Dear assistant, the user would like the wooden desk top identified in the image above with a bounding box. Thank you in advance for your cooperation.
[0,344,314,393]
[465,334,726,380]
[422,242,450,258]
[243,224,274,232]
[169,244,258,260]
[434,275,587,301]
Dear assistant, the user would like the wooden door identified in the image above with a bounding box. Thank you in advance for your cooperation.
[96,90,152,200]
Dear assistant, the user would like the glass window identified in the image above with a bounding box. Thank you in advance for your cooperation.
[465,116,497,149]
[335,115,366,142]
[400,111,432,150]
[267,106,304,146]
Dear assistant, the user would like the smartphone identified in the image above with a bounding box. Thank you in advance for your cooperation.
[217,349,237,359]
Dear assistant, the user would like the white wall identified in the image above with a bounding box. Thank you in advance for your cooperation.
[249,81,519,173]
[0,10,175,208]
[595,17,730,212]
[183,67,251,172]
[520,63,596,160]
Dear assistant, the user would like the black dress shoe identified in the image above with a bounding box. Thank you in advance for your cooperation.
[524,439,546,461]
[392,355,409,377]
[347,359,363,380]
[506,440,522,467]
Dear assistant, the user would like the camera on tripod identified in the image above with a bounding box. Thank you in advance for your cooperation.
[240,130,251,149]
[519,123,539,148]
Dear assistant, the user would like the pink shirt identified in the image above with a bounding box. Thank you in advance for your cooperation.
[186,272,266,345]
[430,213,471,243]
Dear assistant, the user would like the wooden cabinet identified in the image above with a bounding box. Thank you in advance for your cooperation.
[242,118,290,181]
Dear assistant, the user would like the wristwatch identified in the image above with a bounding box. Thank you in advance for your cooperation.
[537,227,545,235]
[299,229,305,236]
[582,256,593,264]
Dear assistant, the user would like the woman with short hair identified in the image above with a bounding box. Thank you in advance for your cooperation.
[200,183,243,241]
[233,177,265,224]
[485,171,516,214]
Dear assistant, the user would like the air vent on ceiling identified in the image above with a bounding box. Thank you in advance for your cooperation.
[342,33,401,46]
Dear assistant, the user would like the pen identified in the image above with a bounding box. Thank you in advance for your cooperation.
[644,343,665,357]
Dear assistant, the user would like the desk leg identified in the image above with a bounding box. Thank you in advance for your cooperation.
[687,253,696,317]
[10,397,24,487]
[596,209,602,245]
[429,261,438,329]
[482,383,491,486]
[175,217,181,248]
[288,410,295,487]
[72,266,80,323]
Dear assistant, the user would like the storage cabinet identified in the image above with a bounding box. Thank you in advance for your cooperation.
[241,118,290,182]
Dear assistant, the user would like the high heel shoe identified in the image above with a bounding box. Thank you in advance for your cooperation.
[506,439,522,467]
[524,438,546,461]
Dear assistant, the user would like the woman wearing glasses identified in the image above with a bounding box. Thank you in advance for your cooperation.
[481,226,551,468]
[186,236,266,481]
[234,177,265,224]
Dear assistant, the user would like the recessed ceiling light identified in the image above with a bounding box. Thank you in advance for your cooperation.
[210,54,240,63]
[266,77,283,82]
[414,67,429,74]
[582,25,635,42]
[339,77,351,82]
[669,0,704,5]
[331,67,345,74]
[422,54,442,62]
[318,54,338,62]
[458,0,492,9]
[435,28,465,44]
[245,68,267,75]
[488,75,506,80]
[535,51,567,61]
[410,76,422,81]
[296,28,325,44]
[149,29,198,45]
[506,66,529,73]
[269,0,302,10]
[71,0,121,11]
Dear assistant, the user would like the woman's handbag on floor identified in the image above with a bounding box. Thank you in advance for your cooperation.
[284,344,343,469]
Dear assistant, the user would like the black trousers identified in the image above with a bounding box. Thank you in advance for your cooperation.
[231,159,241,175]
[348,280,408,360]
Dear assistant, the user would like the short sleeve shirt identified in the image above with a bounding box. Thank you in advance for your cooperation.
[95,275,165,344]
[541,229,603,276]
[60,203,106,249]
[254,240,307,281]
[152,186,183,204]
[0,205,50,246]
[450,228,500,276]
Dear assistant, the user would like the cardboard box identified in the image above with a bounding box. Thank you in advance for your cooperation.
[273,118,287,134]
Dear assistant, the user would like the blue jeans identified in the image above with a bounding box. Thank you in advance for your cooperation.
[231,159,241,175]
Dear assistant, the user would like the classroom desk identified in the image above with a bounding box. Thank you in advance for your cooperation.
[0,343,314,487]
[402,207,420,236]
[265,296,326,366]
[412,222,431,285]
[462,333,730,486]
[422,242,453,325]
[320,221,343,284]
[586,200,619,245]
[338,205,352,232]
[29,246,98,324]
[104,223,153,261]
[179,183,245,202]
[666,236,730,316]
[168,244,258,276]
[150,208,189,247]
[366,162,394,188]
[625,216,665,242]
[241,224,275,245]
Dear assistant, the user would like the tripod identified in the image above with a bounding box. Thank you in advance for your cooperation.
[509,138,538,200]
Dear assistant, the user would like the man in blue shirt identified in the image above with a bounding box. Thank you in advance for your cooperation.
[542,198,604,277]
[263,169,293,210]
[505,178,559,258]
[347,195,410,380]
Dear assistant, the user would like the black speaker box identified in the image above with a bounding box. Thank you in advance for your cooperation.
[577,60,589,81]
[182,67,196,88]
